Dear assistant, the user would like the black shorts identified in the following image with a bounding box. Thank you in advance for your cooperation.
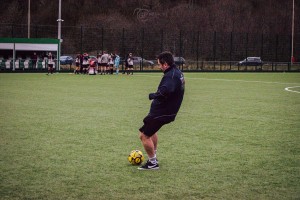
[128,65,133,68]
[139,115,171,137]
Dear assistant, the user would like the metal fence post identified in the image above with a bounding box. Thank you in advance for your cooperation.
[230,32,233,70]
[275,34,278,71]
[122,28,125,72]
[289,34,292,71]
[11,25,14,38]
[80,26,83,54]
[101,27,104,53]
[141,28,144,71]
[260,33,264,60]
[35,25,38,38]
[179,30,183,70]
[196,31,199,71]
[237,34,240,72]
[245,33,248,71]
[213,31,216,70]
[160,29,164,53]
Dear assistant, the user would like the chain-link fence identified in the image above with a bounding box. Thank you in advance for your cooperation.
[1,24,299,72]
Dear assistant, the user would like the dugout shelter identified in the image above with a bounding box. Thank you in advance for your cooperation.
[0,38,60,71]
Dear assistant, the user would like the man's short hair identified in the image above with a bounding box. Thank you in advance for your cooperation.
[157,51,174,66]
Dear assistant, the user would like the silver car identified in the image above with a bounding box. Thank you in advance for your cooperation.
[132,57,154,66]
[237,57,263,66]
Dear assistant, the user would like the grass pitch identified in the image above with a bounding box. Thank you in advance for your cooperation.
[0,72,299,199]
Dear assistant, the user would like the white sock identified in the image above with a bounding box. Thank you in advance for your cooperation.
[149,156,157,164]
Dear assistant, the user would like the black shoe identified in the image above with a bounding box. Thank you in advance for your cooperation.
[138,160,159,170]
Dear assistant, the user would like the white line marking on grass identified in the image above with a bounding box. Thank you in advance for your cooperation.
[186,77,298,85]
[135,74,300,85]
[285,86,300,94]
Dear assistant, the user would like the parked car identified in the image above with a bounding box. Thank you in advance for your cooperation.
[132,56,154,66]
[60,56,73,65]
[174,57,186,65]
[237,57,263,66]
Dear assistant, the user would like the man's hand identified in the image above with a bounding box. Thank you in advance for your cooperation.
[149,93,155,100]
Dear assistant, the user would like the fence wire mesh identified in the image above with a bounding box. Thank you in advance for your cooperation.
[0,24,299,72]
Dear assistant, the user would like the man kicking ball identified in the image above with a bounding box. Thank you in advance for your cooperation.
[138,51,185,170]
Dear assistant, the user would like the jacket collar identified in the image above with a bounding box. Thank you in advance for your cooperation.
[163,64,176,74]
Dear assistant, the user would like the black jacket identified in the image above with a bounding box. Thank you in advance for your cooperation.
[149,64,185,122]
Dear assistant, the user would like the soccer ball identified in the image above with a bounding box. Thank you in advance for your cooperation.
[128,150,144,165]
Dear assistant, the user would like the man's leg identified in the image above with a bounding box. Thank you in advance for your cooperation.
[151,133,158,152]
[139,132,155,158]
[138,132,159,170]
[151,133,158,158]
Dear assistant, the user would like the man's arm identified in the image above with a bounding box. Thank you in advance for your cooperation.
[149,77,175,100]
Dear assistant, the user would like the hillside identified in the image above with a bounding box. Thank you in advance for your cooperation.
[0,0,299,61]
[0,0,299,34]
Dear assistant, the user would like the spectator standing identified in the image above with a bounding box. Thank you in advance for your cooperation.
[74,54,80,74]
[127,53,134,75]
[46,52,55,75]
[32,52,38,69]
[82,53,89,74]
[108,53,114,74]
[100,51,109,75]
[80,54,83,73]
[123,53,129,74]
[88,59,97,75]
[97,54,102,74]
[114,54,120,75]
